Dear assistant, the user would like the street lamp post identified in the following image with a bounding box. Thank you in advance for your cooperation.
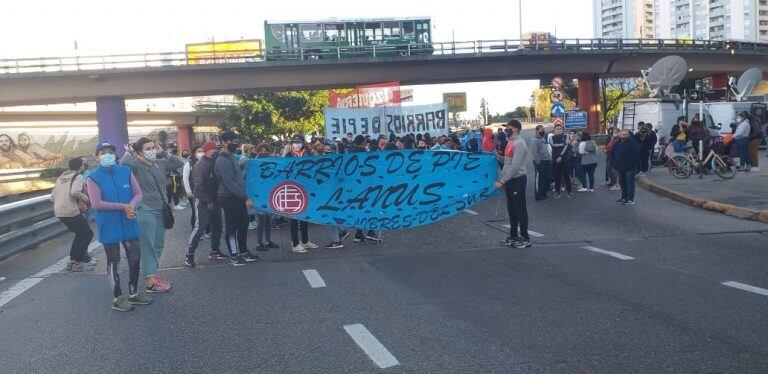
[518,0,523,40]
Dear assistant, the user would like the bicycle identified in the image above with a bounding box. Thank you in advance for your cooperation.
[651,138,669,167]
[667,139,736,179]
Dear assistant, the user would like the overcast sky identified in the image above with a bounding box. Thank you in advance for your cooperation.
[1,0,593,116]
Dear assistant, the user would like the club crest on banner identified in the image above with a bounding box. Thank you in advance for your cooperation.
[270,182,309,215]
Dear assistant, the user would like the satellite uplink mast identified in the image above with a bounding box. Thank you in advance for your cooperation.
[641,56,688,98]
[729,68,763,102]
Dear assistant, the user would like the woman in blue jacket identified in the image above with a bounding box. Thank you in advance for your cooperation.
[86,142,152,312]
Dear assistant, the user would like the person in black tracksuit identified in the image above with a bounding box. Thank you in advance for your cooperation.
[349,135,382,243]
[184,141,225,267]
[548,124,572,198]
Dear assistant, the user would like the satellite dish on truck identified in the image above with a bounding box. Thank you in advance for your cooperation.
[730,68,763,102]
[641,56,688,98]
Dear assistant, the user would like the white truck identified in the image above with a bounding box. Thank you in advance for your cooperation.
[617,98,721,141]
[705,101,767,134]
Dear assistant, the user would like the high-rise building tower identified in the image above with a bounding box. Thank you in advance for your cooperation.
[653,0,768,42]
[594,0,655,38]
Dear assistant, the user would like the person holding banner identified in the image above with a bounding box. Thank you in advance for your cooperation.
[286,135,320,253]
[493,120,531,249]
[349,135,382,243]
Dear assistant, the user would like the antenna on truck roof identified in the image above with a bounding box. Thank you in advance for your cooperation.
[641,55,688,98]
[730,68,762,102]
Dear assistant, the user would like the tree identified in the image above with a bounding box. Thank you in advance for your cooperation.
[600,78,650,132]
[479,98,490,125]
[220,90,329,142]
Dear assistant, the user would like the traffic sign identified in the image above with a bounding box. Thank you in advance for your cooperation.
[551,76,564,88]
[550,90,564,103]
[550,102,565,116]
[564,110,588,130]
[552,116,564,126]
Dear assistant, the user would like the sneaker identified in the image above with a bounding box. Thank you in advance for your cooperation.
[68,261,91,273]
[209,251,227,260]
[610,185,621,191]
[365,232,382,242]
[325,242,344,249]
[339,230,350,242]
[65,261,74,271]
[303,241,319,249]
[616,199,627,205]
[292,244,307,253]
[240,251,260,262]
[184,253,195,268]
[567,193,574,199]
[146,278,171,293]
[111,296,133,312]
[577,188,589,192]
[554,193,562,199]
[83,256,98,266]
[588,189,594,192]
[256,244,269,252]
[500,237,521,246]
[265,242,279,249]
[270,224,281,230]
[625,200,636,205]
[204,233,212,238]
[128,293,153,305]
[173,204,186,210]
[228,256,248,266]
[354,233,365,242]
[514,240,532,249]
[248,221,258,230]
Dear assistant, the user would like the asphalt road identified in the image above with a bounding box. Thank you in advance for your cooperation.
[1,141,767,373]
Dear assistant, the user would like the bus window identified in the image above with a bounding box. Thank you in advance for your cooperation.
[365,22,382,41]
[324,23,346,42]
[271,24,284,40]
[299,24,323,42]
[416,21,430,43]
[383,21,401,39]
[402,21,415,39]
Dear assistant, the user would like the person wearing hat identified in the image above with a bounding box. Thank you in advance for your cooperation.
[184,141,226,267]
[215,131,260,265]
[86,142,151,311]
[285,134,320,253]
[492,120,531,249]
[120,137,185,292]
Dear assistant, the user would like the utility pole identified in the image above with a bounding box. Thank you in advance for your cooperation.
[519,0,523,40]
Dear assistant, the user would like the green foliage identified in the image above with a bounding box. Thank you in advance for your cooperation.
[600,79,650,130]
[220,91,329,142]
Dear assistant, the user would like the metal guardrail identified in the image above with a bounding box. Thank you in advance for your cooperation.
[0,38,766,75]
[0,194,67,261]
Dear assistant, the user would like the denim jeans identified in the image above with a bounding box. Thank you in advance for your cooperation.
[735,138,750,167]
[619,169,636,201]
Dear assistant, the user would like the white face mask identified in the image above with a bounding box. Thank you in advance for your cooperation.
[143,150,157,161]
[196,152,204,159]
[292,143,303,151]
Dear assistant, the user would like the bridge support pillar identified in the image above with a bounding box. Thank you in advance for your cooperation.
[577,76,601,134]
[96,97,128,156]
[177,125,194,152]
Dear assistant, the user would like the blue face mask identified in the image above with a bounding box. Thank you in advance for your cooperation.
[233,153,243,161]
[99,153,116,167]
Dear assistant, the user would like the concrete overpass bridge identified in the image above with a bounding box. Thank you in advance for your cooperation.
[2,38,767,146]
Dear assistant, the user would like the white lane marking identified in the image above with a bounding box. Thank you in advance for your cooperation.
[302,269,327,288]
[581,246,635,261]
[343,324,400,369]
[0,241,103,310]
[501,225,544,237]
[464,209,479,215]
[0,278,43,309]
[722,281,768,297]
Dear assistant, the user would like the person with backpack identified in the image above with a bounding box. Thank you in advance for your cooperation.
[51,157,95,272]
[184,141,226,267]
[87,142,151,311]
[577,132,598,192]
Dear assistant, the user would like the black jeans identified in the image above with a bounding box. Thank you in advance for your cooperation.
[552,159,572,194]
[186,199,223,254]
[257,214,272,245]
[290,219,309,246]
[188,196,196,228]
[104,239,141,298]
[534,160,552,200]
[639,151,651,173]
[58,214,93,262]
[504,175,529,241]
[219,196,249,255]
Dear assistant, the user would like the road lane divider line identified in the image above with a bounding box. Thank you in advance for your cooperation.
[302,269,326,288]
[343,324,400,369]
[721,281,768,297]
[501,225,544,237]
[0,277,43,309]
[464,209,479,215]
[580,246,635,260]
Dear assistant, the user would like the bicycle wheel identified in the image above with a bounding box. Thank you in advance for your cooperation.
[651,148,669,167]
[668,155,693,179]
[712,155,736,179]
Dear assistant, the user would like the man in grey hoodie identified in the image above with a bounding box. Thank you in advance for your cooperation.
[493,120,531,249]
[52,157,94,271]
[531,125,552,201]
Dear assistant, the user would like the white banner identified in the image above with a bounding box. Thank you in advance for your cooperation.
[324,103,449,139]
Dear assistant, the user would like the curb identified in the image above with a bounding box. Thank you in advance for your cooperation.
[637,176,768,224]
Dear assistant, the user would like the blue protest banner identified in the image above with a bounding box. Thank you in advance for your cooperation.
[246,150,500,231]
[564,110,588,130]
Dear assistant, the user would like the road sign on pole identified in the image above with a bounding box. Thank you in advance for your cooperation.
[550,90,564,103]
[550,102,565,117]
[551,76,564,88]
[564,110,588,130]
[553,116,564,126]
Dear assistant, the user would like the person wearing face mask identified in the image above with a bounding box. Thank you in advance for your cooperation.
[87,142,150,311]
[51,157,94,272]
[547,124,573,199]
[285,134,320,253]
[530,125,551,201]
[602,127,620,190]
[120,137,185,292]
[493,120,531,249]
[733,111,752,171]
[610,130,641,205]
[166,144,185,210]
[215,131,260,265]
[183,146,203,229]
[185,141,226,267]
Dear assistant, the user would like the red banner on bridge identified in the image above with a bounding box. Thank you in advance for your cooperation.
[328,82,401,108]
